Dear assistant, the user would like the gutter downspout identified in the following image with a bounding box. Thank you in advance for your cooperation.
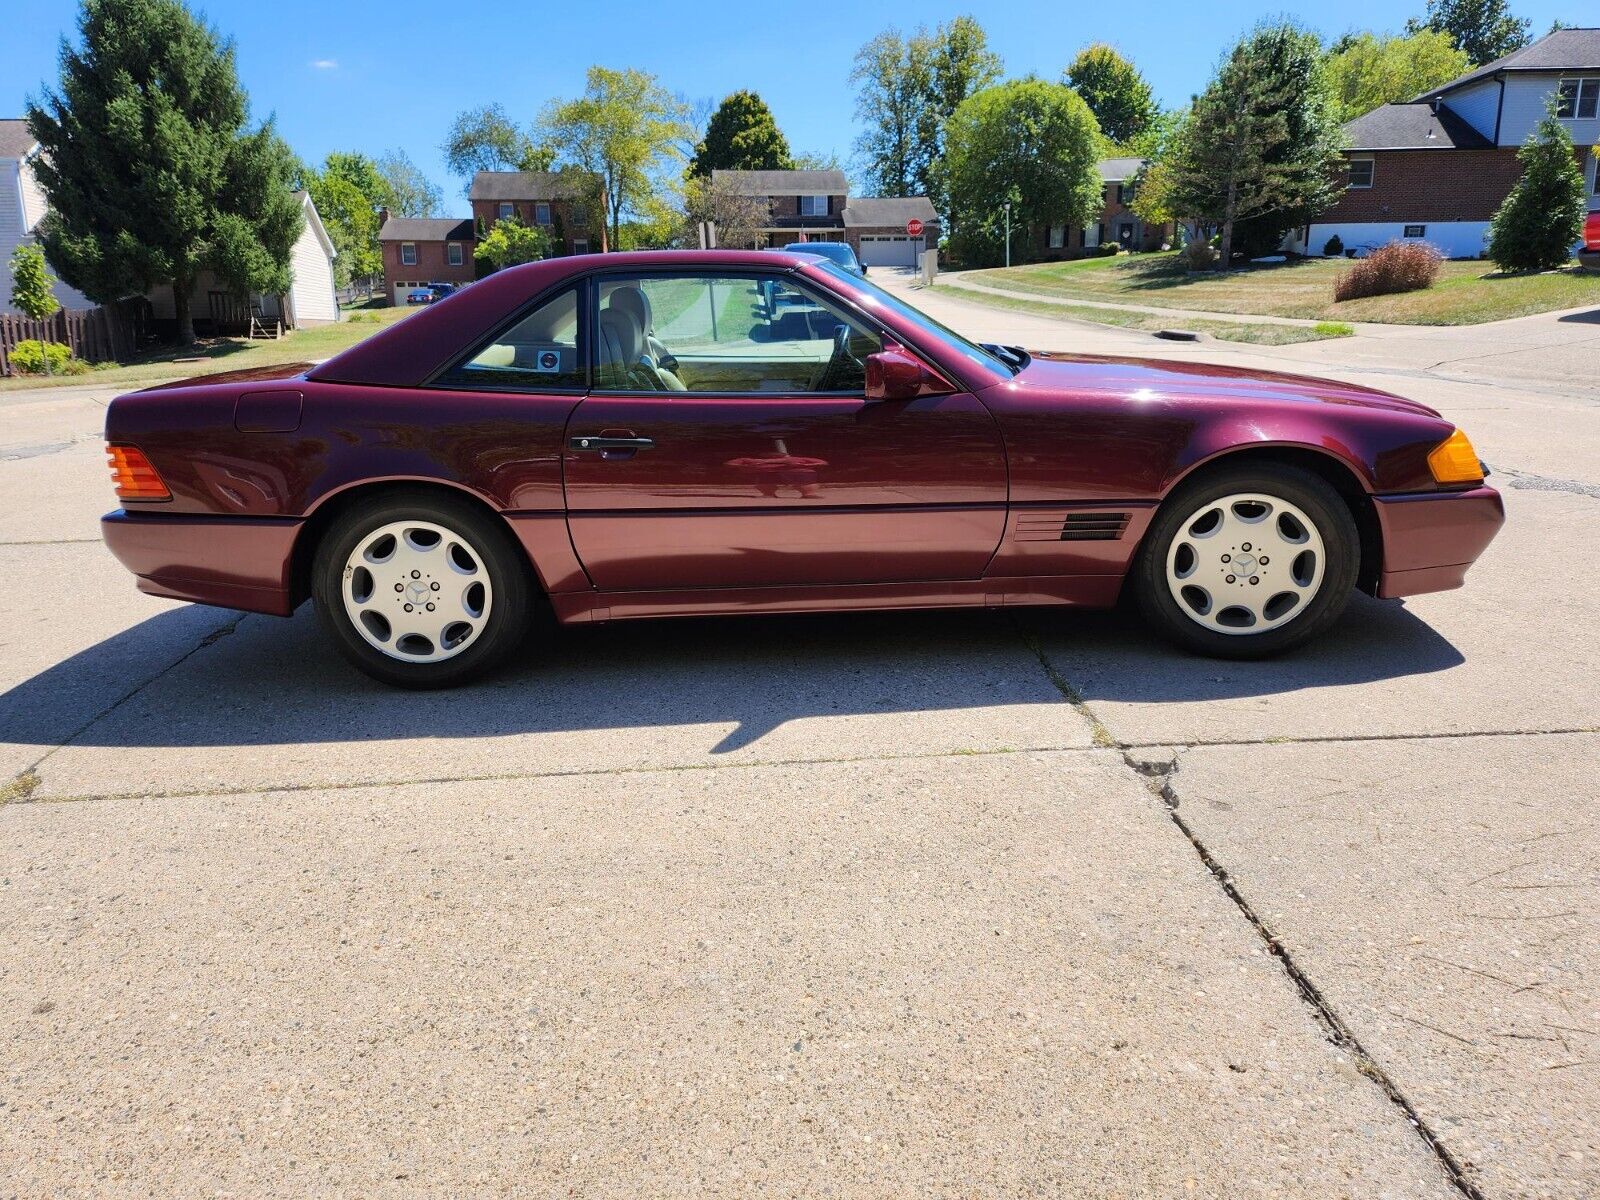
[1492,73,1505,146]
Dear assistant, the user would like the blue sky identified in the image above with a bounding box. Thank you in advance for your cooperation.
[4,0,1577,209]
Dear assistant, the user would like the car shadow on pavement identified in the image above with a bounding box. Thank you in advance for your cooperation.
[1018,591,1464,706]
[1,591,1462,757]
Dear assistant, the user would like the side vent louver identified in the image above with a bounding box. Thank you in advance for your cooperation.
[1013,510,1132,542]
[1058,512,1129,541]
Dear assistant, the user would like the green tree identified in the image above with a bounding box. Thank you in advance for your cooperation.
[1064,44,1157,145]
[305,151,388,290]
[852,16,1000,203]
[474,217,552,272]
[1407,0,1531,65]
[537,67,691,254]
[9,243,62,374]
[27,0,302,344]
[443,103,534,183]
[375,149,442,217]
[1165,22,1345,267]
[942,78,1103,267]
[688,91,792,175]
[1323,30,1470,122]
[1488,108,1587,270]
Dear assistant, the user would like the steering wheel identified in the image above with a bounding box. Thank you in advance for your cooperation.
[816,323,863,392]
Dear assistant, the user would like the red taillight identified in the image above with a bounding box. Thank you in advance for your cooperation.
[1585,212,1600,252]
[107,445,170,501]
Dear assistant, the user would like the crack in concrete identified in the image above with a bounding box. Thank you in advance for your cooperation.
[1497,468,1600,500]
[1120,727,1597,750]
[0,537,102,546]
[6,742,1113,807]
[1020,629,1490,1200]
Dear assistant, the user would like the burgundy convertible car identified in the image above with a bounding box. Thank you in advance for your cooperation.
[102,251,1503,687]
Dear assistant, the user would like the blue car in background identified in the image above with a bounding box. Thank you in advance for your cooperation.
[782,241,866,276]
[407,282,459,305]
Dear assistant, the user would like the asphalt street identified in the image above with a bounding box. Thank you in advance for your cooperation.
[0,275,1595,1197]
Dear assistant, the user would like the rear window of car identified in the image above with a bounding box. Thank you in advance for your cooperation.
[787,243,857,267]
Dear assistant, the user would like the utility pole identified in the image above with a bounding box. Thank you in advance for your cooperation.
[1003,202,1012,268]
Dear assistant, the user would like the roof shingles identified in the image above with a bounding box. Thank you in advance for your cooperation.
[379,217,474,243]
[0,119,38,159]
[1343,102,1494,150]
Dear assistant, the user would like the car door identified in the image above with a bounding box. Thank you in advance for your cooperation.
[563,268,1008,591]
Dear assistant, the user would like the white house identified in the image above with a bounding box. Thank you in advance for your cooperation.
[0,118,92,314]
[145,190,340,332]
[1,117,339,331]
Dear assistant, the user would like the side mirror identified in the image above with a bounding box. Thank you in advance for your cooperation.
[864,346,947,402]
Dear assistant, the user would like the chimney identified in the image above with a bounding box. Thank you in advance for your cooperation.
[378,206,390,228]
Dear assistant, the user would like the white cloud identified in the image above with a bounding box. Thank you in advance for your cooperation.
[310,59,338,70]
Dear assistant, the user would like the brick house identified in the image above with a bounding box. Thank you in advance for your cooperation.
[378,215,475,307]
[469,170,599,256]
[1290,26,1600,259]
[711,169,941,266]
[1032,157,1174,261]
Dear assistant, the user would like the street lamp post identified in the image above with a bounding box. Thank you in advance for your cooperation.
[1003,202,1012,268]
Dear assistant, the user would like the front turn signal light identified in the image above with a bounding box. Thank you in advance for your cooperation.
[108,445,170,501]
[1427,429,1484,485]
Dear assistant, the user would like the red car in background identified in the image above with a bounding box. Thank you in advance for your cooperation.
[1580,211,1600,271]
[102,251,1503,687]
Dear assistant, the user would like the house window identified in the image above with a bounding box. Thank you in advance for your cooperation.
[1114,184,1126,204]
[798,195,829,217]
[1048,224,1065,249]
[535,203,552,226]
[572,205,587,227]
[447,242,464,266]
[498,202,514,221]
[1403,224,1426,238]
[1555,79,1599,119]
[573,239,590,255]
[1347,158,1375,189]
[400,242,417,266]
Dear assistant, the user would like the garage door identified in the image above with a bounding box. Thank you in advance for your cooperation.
[858,235,919,267]
[393,283,414,307]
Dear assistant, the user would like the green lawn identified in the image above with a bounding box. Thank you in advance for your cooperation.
[0,305,415,393]
[929,284,1353,345]
[962,252,1600,325]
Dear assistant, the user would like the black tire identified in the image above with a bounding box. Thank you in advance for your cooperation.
[1135,463,1359,659]
[311,489,533,688]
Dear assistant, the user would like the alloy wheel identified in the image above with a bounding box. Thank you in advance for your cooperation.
[1164,492,1326,635]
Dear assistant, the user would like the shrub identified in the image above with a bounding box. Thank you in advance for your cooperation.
[1182,241,1220,271]
[1488,111,1586,272]
[8,339,76,375]
[1323,234,1344,257]
[1333,240,1441,301]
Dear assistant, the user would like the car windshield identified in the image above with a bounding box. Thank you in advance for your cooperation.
[812,261,1015,378]
[791,243,857,267]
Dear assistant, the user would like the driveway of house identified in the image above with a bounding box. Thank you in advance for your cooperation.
[0,278,1595,1197]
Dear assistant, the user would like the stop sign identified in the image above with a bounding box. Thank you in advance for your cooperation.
[906,218,924,237]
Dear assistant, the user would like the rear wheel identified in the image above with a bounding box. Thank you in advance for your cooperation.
[312,491,531,688]
[1136,464,1359,659]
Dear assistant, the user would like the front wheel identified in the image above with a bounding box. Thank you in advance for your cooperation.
[1135,464,1359,659]
[312,491,532,688]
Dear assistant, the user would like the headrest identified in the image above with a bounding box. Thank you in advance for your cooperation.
[606,285,652,333]
[598,305,645,364]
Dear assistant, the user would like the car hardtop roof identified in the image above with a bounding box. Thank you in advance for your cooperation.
[309,249,831,389]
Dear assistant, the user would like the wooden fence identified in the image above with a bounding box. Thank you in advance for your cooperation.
[0,303,146,376]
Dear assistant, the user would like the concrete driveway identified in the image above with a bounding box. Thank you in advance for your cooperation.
[1,279,1595,1197]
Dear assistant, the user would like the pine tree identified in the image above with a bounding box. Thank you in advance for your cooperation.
[1408,0,1531,66]
[688,91,793,176]
[1488,110,1587,271]
[26,0,303,344]
[1165,22,1344,268]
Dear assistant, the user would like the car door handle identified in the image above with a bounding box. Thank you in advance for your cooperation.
[568,436,655,452]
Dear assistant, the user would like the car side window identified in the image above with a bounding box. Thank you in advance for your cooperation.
[592,272,882,395]
[435,286,585,391]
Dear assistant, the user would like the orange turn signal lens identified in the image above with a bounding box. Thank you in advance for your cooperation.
[108,445,170,501]
[1427,429,1484,485]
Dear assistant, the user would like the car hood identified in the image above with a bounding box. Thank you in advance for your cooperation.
[1016,351,1441,417]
